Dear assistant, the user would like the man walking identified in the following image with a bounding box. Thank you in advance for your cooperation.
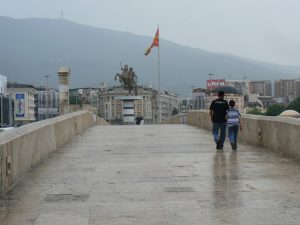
[209,91,229,149]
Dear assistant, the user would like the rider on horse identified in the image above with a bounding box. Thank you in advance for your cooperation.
[115,64,138,95]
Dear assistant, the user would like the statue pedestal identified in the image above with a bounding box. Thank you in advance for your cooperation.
[115,96,142,125]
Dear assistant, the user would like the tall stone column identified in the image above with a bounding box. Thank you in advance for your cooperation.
[57,67,70,115]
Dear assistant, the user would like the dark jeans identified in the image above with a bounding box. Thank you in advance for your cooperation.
[212,123,226,146]
[228,125,239,144]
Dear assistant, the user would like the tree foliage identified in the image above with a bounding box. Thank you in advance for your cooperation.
[246,107,265,115]
[265,104,286,116]
[287,96,300,113]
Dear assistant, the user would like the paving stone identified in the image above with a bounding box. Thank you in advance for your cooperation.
[1,125,300,225]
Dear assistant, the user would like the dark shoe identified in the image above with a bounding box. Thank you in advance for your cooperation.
[216,141,223,150]
[230,142,234,149]
[231,142,237,150]
[216,140,220,149]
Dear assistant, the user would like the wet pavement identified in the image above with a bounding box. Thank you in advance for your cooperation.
[1,124,300,225]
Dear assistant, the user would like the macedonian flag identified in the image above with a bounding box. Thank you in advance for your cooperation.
[144,28,159,56]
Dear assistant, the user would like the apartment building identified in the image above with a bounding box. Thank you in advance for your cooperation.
[274,78,300,102]
[249,80,272,96]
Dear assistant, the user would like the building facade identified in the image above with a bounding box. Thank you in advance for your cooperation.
[249,80,272,96]
[99,86,157,124]
[294,80,300,99]
[225,80,250,95]
[0,75,14,127]
[7,87,36,126]
[159,91,181,121]
[224,80,271,97]
[0,95,14,127]
[69,88,99,105]
[35,88,59,121]
[98,86,181,124]
[274,79,300,103]
[0,75,7,95]
[191,88,207,110]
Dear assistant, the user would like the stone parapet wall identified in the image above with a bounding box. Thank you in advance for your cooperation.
[0,111,95,194]
[96,117,110,125]
[163,110,300,160]
[160,113,188,124]
[239,114,300,158]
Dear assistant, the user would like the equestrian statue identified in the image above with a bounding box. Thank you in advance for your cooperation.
[115,64,138,95]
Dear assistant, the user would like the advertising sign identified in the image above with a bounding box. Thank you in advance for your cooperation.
[15,93,25,118]
[207,79,225,89]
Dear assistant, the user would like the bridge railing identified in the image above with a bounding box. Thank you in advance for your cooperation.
[0,111,96,194]
[163,110,300,160]
[160,113,187,124]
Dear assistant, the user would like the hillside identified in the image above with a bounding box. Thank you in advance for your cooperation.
[0,16,299,95]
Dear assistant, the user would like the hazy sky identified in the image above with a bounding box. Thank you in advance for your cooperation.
[1,0,300,65]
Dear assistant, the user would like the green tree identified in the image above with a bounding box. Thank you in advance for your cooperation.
[287,97,300,112]
[265,104,286,116]
[246,107,265,115]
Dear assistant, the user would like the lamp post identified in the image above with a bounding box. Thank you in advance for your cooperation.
[44,75,50,119]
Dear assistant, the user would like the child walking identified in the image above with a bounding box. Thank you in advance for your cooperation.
[226,100,242,150]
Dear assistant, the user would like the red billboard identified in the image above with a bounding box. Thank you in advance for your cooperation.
[207,79,225,89]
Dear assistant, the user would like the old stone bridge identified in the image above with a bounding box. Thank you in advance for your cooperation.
[0,111,300,225]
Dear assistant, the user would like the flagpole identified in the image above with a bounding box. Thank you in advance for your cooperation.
[157,24,161,123]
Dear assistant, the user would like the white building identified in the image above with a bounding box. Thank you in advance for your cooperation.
[99,86,157,124]
[8,87,37,126]
[159,91,181,121]
[0,75,7,95]
[98,86,181,124]
[36,88,59,120]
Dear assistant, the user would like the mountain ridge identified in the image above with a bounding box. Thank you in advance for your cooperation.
[0,16,299,95]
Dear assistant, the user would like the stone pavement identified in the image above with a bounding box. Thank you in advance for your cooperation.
[1,124,300,225]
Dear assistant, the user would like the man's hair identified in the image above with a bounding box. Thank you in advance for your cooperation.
[218,91,225,97]
[229,100,235,107]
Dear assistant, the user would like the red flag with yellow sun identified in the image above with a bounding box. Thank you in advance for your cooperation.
[144,28,159,56]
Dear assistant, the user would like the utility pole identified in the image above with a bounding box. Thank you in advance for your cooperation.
[44,75,50,119]
[208,73,214,81]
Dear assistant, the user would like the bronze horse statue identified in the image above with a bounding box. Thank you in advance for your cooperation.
[115,64,138,95]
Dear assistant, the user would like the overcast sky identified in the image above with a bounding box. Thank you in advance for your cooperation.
[1,0,300,65]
